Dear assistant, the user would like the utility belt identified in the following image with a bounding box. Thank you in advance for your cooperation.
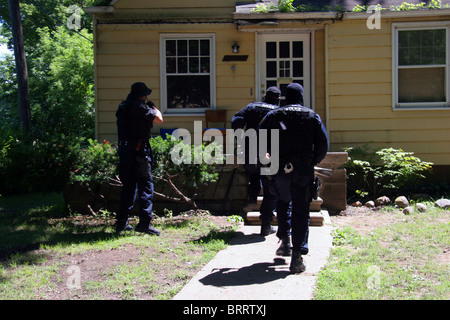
[119,139,151,153]
[280,154,313,169]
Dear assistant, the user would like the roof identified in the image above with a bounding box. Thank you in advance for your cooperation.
[238,0,450,12]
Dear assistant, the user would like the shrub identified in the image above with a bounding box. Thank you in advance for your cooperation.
[69,138,118,184]
[150,135,221,208]
[0,134,82,195]
[67,136,221,211]
[344,146,433,201]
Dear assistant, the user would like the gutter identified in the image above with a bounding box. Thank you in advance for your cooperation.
[344,8,450,19]
[84,6,114,14]
[234,8,450,22]
[233,12,339,21]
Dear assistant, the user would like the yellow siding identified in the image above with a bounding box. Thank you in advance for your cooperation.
[326,18,450,165]
[95,23,256,142]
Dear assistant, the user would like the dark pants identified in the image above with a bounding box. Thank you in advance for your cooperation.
[117,145,154,226]
[264,164,314,254]
[244,163,262,203]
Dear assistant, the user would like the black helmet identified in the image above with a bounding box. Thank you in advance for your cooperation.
[128,82,152,99]
[285,83,304,105]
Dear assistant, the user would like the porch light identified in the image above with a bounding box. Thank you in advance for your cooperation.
[232,42,240,53]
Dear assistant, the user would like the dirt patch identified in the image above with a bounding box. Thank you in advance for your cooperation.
[44,244,143,300]
[330,206,402,236]
[36,213,237,300]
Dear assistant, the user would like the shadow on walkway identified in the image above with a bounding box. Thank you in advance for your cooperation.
[199,258,290,287]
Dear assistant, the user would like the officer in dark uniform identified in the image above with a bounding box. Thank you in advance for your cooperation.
[115,82,163,235]
[231,87,281,235]
[258,83,328,272]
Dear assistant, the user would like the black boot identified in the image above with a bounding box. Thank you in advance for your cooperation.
[290,250,306,273]
[276,236,291,256]
[115,219,133,233]
[260,223,276,236]
[135,222,161,236]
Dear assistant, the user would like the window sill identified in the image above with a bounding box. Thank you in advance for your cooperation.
[162,112,206,117]
[393,105,450,111]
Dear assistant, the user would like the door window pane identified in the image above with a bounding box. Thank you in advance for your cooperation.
[279,61,290,77]
[293,61,303,77]
[279,41,290,58]
[293,41,303,58]
[266,42,276,58]
[266,61,277,78]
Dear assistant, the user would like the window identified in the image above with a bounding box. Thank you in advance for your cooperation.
[393,23,449,109]
[160,34,215,114]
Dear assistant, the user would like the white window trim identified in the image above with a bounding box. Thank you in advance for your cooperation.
[159,33,216,114]
[392,21,450,110]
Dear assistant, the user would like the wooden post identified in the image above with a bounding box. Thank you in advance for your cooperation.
[8,0,31,132]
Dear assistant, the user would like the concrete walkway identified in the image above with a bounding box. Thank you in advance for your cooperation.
[174,211,333,300]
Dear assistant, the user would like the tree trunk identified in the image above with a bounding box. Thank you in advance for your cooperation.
[8,0,31,132]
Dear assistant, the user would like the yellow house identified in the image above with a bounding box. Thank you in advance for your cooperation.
[87,0,450,175]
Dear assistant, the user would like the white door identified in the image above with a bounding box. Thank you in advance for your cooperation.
[258,33,311,107]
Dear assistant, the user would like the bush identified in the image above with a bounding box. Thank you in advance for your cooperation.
[150,135,221,208]
[344,146,433,201]
[66,136,221,212]
[0,134,82,195]
[69,139,118,184]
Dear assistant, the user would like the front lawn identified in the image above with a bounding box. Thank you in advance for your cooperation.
[0,193,239,300]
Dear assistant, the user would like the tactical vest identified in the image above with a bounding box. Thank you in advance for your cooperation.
[271,104,316,163]
[245,102,278,129]
[116,99,153,143]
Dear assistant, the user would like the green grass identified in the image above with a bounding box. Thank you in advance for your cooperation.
[314,204,450,300]
[0,193,239,300]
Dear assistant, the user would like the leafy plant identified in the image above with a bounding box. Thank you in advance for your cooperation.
[0,134,83,195]
[277,0,295,13]
[70,139,118,184]
[149,135,221,209]
[344,146,433,201]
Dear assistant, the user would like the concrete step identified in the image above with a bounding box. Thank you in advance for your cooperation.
[255,196,323,212]
[246,210,327,227]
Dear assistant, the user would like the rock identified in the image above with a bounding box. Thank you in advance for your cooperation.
[375,196,390,206]
[403,206,414,215]
[435,198,450,209]
[416,203,427,212]
[365,200,375,208]
[395,196,409,209]
[350,201,362,207]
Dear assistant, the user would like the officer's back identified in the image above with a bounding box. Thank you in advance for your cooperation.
[259,83,328,167]
[231,86,281,131]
